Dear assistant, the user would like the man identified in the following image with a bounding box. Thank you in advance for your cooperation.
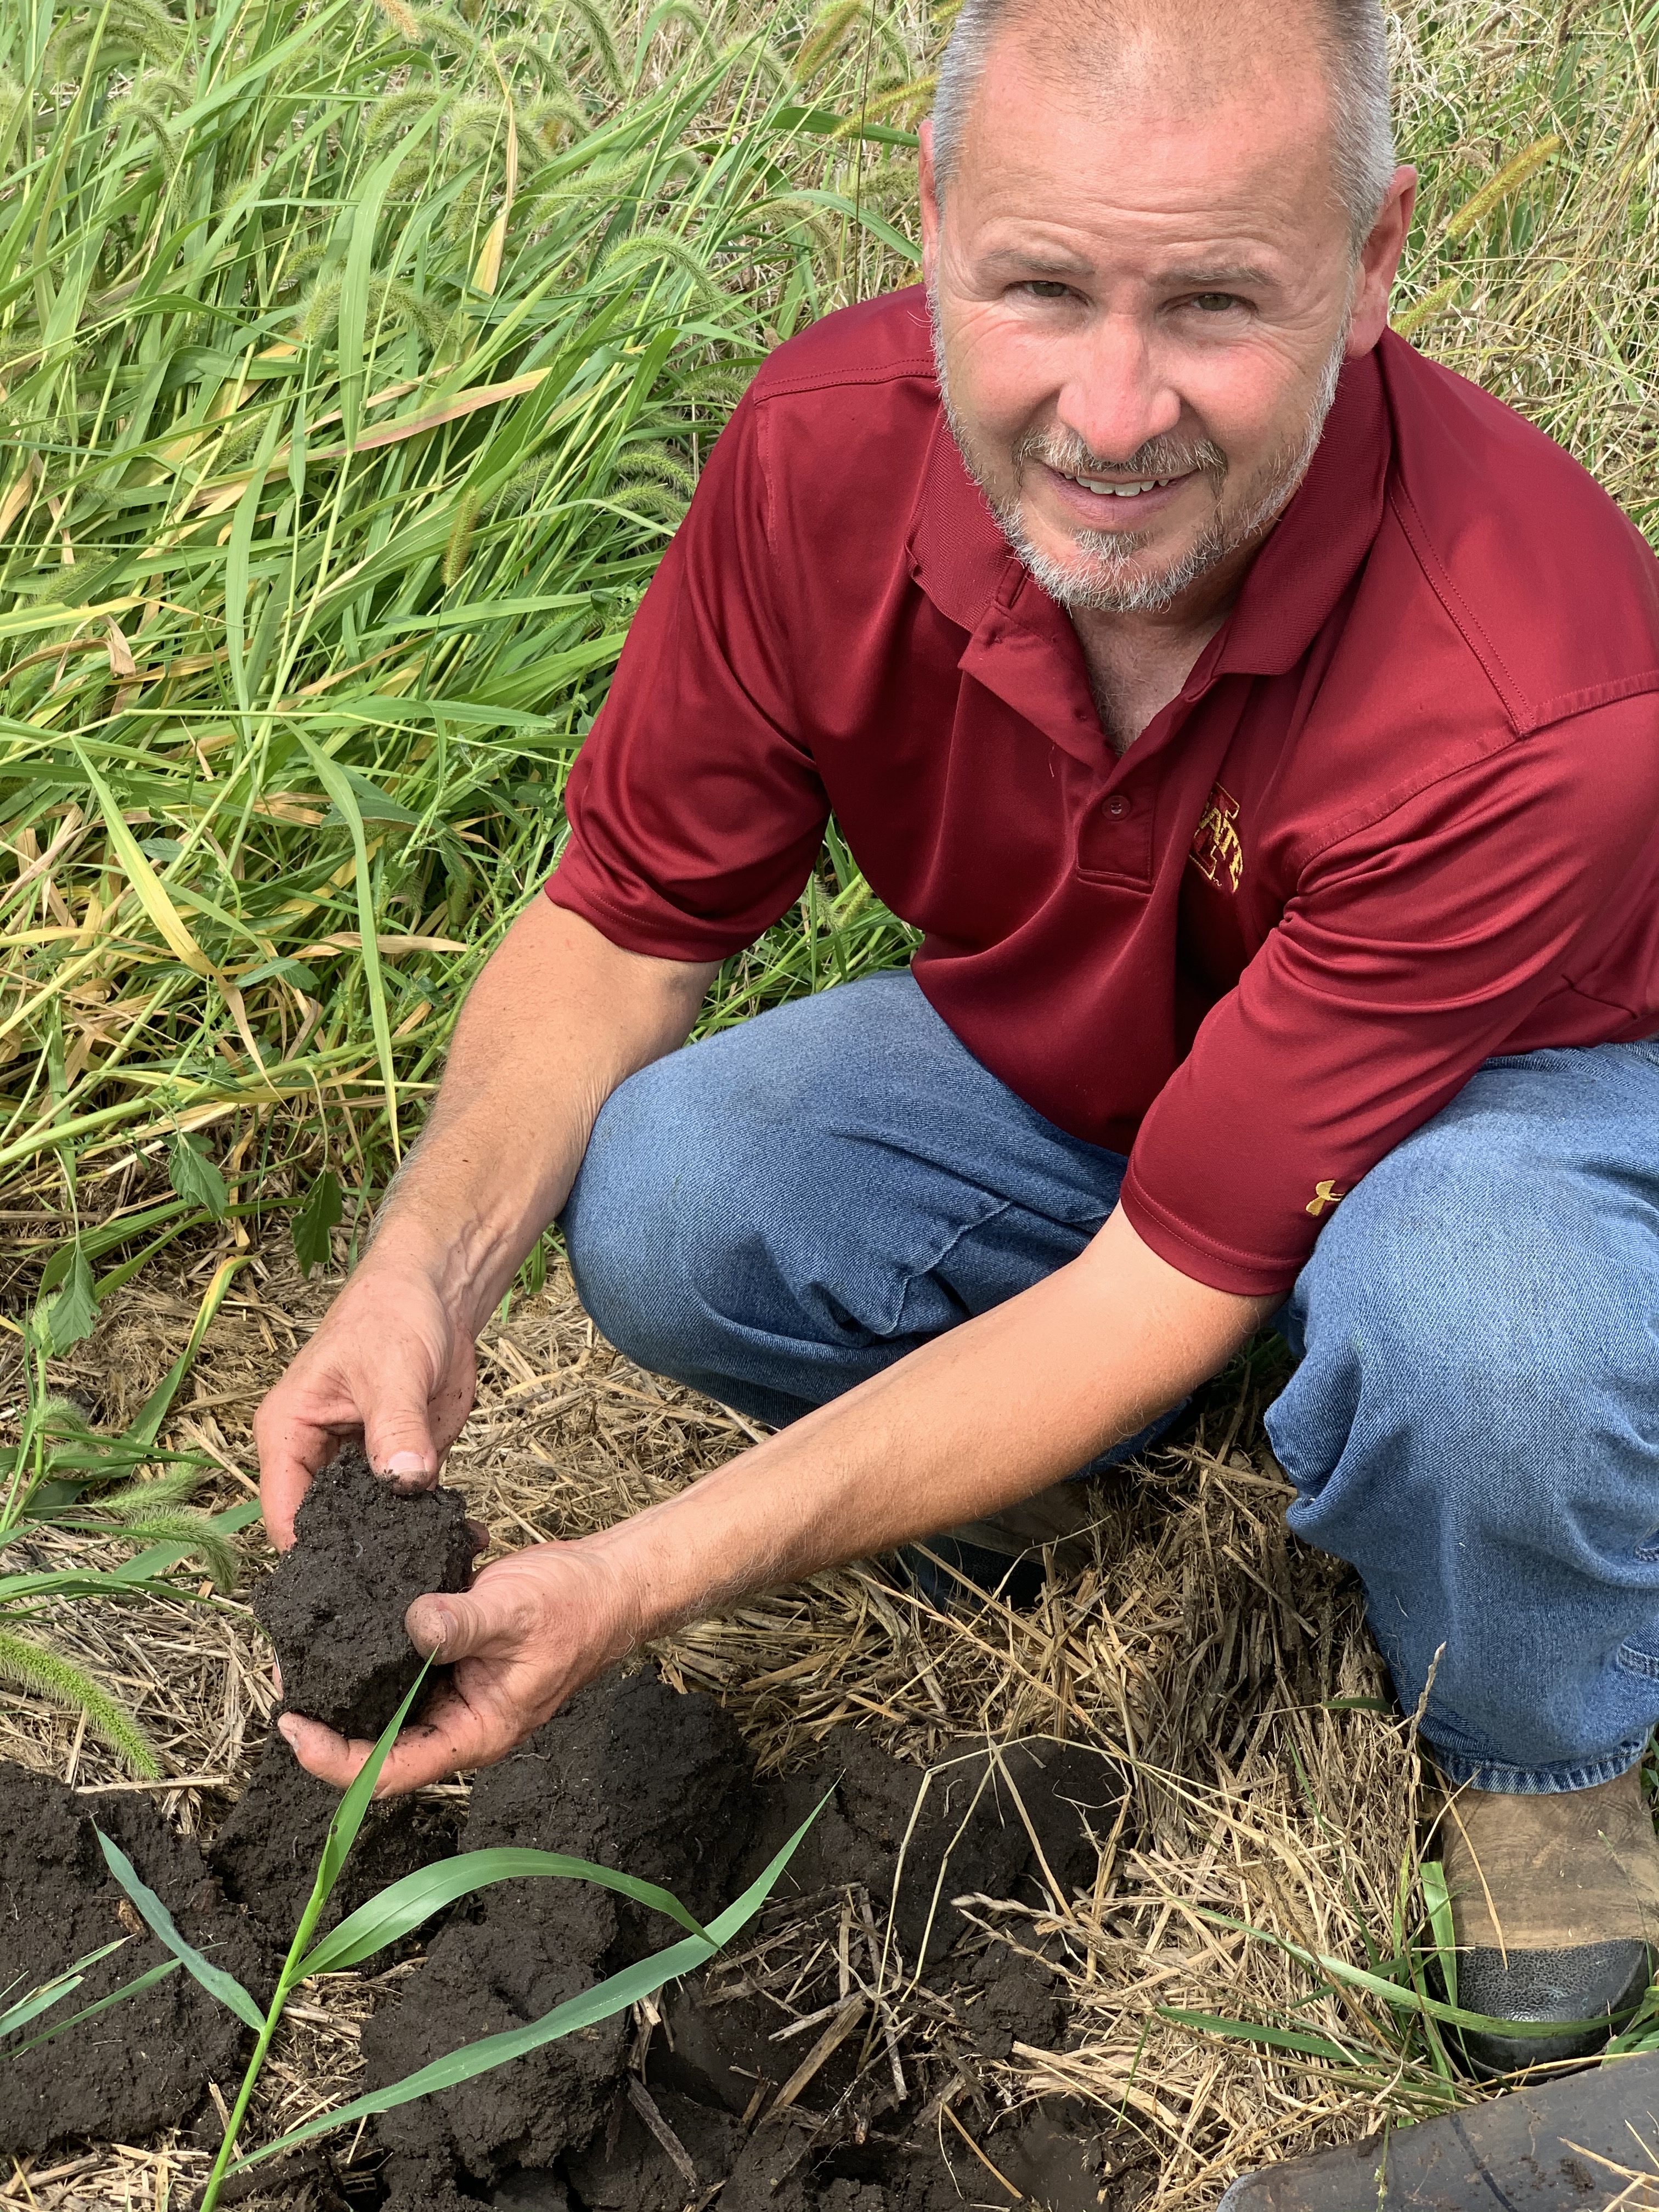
[256,0,1659,2075]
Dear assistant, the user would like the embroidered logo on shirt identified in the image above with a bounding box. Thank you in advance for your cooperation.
[1305,1181,1347,1218]
[1189,782,1244,893]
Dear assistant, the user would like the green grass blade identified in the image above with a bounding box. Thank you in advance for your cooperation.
[94,1831,265,2030]
[297,1845,712,1977]
[294,733,400,1154]
[1190,1903,1637,2042]
[232,1794,830,2170]
[1156,2007,1367,2064]
[304,1659,437,1928]
[0,1940,127,2038]
[8,1959,183,2057]
[225,406,286,720]
[1419,1859,1458,2012]
[123,1254,247,1452]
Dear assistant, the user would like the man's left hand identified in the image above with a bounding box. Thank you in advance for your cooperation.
[276,1543,633,1795]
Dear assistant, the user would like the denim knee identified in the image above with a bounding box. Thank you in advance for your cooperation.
[1273,1122,1647,1504]
[1267,1078,1659,1780]
[559,1054,726,1380]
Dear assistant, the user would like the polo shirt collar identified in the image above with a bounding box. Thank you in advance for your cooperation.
[905,347,1393,686]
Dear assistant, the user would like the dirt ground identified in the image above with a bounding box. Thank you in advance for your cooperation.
[0,1224,1454,2209]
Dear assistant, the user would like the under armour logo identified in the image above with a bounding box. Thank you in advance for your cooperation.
[1305,1181,1347,1218]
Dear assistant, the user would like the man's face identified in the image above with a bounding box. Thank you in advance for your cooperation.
[920,24,1412,616]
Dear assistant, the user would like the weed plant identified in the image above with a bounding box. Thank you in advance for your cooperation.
[2,1660,821,2207]
[0,1253,258,1770]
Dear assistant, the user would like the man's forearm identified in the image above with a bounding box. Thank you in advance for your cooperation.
[583,1206,1277,1635]
[371,898,716,1330]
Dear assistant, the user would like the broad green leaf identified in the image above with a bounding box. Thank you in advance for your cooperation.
[8,1959,183,2057]
[231,1797,830,2170]
[168,1135,228,1221]
[292,1169,343,1276]
[42,1244,96,1355]
[94,1831,265,2032]
[298,1846,712,1978]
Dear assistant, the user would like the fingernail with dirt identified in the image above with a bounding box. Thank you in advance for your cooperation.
[381,1449,431,1491]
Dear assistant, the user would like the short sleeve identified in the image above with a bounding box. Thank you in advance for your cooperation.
[545,390,830,958]
[1120,697,1659,1293]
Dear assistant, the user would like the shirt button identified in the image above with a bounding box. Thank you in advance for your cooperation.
[1105,795,1130,817]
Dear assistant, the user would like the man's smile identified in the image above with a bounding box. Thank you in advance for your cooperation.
[1038,460,1198,526]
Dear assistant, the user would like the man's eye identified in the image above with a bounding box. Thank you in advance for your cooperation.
[1022,280,1073,301]
[1189,292,1242,313]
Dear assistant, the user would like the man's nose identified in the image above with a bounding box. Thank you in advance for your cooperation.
[1054,313,1183,463]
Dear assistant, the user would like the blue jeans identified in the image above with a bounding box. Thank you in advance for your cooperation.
[561,971,1659,1794]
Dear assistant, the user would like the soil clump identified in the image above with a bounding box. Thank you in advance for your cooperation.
[1,1465,1141,2208]
[210,1731,463,1944]
[359,1671,1130,2211]
[253,1444,478,1739]
[0,1762,269,2157]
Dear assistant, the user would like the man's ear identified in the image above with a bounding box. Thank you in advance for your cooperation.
[918,117,941,280]
[1347,163,1418,357]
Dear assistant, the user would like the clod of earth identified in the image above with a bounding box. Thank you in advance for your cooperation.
[253,1445,478,1738]
[359,1669,1130,2210]
[2,1470,1139,2212]
[0,1763,269,2157]
[0,1667,1144,2209]
[209,1732,462,1946]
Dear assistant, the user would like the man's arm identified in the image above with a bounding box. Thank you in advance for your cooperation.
[253,896,717,1547]
[278,1205,1275,1793]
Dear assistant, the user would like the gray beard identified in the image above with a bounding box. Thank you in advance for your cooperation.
[929,286,1351,616]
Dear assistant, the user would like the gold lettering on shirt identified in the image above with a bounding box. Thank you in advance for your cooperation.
[1189,782,1244,893]
[1305,1181,1347,1217]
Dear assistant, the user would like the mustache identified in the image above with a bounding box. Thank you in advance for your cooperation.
[1012,425,1228,483]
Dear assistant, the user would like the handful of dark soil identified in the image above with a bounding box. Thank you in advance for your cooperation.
[253,1443,478,1738]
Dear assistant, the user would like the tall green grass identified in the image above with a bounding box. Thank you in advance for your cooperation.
[0,0,930,1257]
[2,0,1656,1291]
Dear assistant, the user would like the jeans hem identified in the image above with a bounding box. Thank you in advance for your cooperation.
[1425,1736,1651,1795]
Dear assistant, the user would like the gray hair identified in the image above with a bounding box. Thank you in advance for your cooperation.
[930,0,1396,250]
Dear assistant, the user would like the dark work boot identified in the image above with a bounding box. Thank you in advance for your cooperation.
[1436,1760,1658,2077]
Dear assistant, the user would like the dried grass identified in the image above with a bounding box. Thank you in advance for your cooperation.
[1,1228,1523,2210]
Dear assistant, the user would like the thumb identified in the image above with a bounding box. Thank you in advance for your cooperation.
[407,1586,501,1661]
[363,1387,440,1492]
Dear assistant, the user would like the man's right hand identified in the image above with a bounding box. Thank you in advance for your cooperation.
[254,1251,478,1549]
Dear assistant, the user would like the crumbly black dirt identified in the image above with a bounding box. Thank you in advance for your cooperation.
[210,1731,463,1944]
[358,1672,1127,2212]
[0,1762,271,2158]
[755,1725,1118,1967]
[253,1445,479,1739]
[362,1672,753,2188]
[0,1637,1126,2203]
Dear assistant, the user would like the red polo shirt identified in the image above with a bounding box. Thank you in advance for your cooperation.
[546,287,1659,1295]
